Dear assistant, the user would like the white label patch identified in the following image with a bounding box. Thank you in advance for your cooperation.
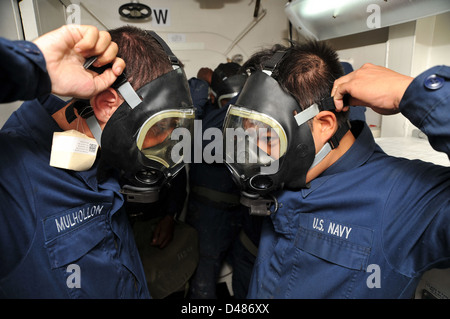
[52,133,98,155]
[312,217,352,239]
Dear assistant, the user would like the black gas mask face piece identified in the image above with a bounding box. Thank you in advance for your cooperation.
[223,51,350,216]
[223,69,316,201]
[101,67,194,200]
[212,74,248,108]
[84,31,195,203]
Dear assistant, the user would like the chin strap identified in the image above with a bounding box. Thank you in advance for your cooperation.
[309,120,351,169]
[294,96,351,169]
[64,99,103,145]
[86,116,103,147]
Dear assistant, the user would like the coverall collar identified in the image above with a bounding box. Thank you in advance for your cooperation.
[22,95,100,192]
[301,121,376,198]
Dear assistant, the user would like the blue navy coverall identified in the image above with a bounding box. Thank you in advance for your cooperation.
[248,65,450,299]
[0,39,150,298]
[0,38,51,103]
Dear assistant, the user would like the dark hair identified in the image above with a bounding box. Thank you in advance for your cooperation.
[108,26,173,90]
[275,41,348,125]
[239,44,286,76]
[243,41,348,125]
[275,41,343,107]
[211,62,241,92]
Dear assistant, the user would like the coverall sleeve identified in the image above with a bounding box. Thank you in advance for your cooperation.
[0,134,37,278]
[399,65,450,157]
[0,38,51,103]
[387,65,450,274]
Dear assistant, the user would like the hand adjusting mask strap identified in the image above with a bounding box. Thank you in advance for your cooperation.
[82,31,195,203]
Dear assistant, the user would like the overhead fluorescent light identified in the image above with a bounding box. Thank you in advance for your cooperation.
[285,0,450,41]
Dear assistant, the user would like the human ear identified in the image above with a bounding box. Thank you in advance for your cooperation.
[90,88,123,125]
[311,111,338,147]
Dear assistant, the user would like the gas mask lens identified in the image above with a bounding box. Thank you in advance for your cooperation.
[136,109,195,168]
[224,106,287,179]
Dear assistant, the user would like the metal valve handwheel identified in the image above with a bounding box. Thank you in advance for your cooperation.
[119,2,151,19]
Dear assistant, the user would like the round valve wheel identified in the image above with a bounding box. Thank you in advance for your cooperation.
[119,3,151,19]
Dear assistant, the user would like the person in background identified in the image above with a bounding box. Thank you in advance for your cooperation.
[186,62,249,298]
[188,67,213,120]
[124,168,199,299]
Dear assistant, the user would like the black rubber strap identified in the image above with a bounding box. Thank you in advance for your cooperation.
[65,99,93,123]
[319,94,351,111]
[329,120,351,149]
[147,31,180,66]
[263,50,287,73]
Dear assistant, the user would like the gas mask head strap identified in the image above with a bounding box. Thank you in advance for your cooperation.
[294,96,351,168]
[83,31,180,146]
[146,30,181,70]
[260,50,351,169]
[82,68,141,146]
[261,50,287,76]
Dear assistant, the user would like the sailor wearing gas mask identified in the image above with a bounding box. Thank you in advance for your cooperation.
[222,41,450,298]
[186,62,249,299]
[0,26,194,298]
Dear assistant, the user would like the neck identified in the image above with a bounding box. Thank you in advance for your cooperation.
[51,102,94,139]
[305,130,355,183]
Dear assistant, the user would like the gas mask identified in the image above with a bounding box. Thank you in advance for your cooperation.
[222,51,350,215]
[68,31,195,203]
[210,62,247,108]
[211,73,248,108]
